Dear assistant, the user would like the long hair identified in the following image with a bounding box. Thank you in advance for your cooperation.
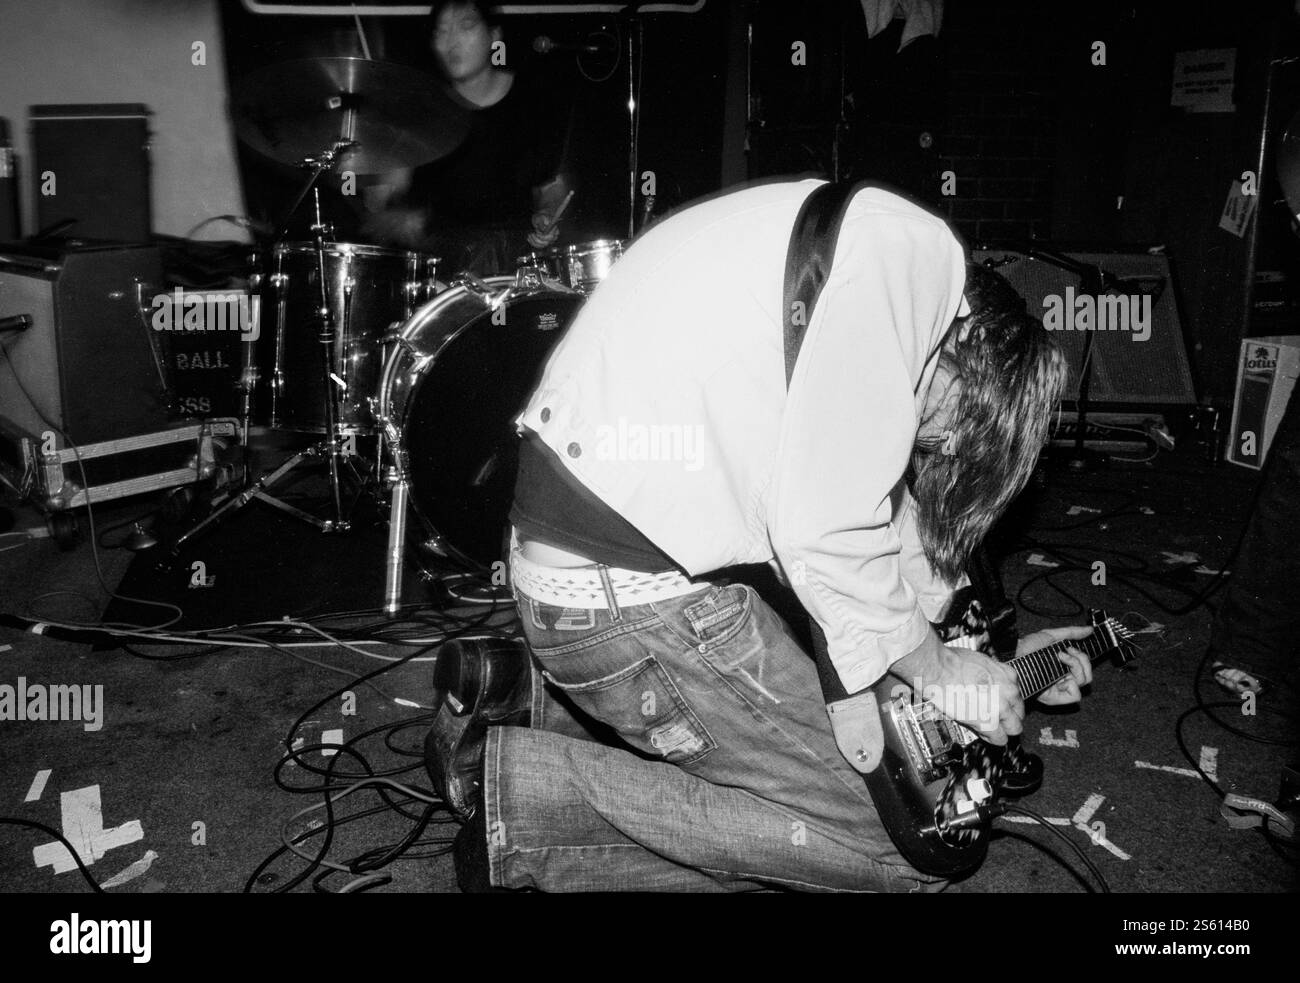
[909,262,1068,582]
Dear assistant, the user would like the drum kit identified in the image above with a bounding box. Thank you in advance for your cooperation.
[169,56,625,613]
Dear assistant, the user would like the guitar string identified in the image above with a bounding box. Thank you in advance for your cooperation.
[914,620,1122,711]
[1011,629,1111,698]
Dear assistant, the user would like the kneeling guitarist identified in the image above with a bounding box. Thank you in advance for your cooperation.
[430,179,1094,892]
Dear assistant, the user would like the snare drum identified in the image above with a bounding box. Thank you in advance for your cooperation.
[378,276,585,566]
[248,242,440,435]
[517,238,624,294]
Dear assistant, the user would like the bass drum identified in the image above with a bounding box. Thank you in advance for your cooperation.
[378,276,586,567]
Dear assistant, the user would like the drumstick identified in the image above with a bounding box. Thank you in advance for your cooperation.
[541,191,575,232]
[352,8,373,60]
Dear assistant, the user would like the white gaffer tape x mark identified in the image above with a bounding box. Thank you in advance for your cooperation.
[1039,727,1079,748]
[25,769,52,803]
[1002,792,1131,860]
[320,728,344,757]
[32,784,143,874]
[1134,746,1218,783]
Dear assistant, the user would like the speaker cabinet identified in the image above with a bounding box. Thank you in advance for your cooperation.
[972,248,1197,405]
[0,243,168,450]
[30,104,152,242]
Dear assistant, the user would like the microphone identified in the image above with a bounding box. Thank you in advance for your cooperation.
[532,35,603,55]
[0,313,33,332]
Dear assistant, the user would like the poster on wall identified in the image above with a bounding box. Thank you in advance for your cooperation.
[1219,177,1258,238]
[1171,48,1236,113]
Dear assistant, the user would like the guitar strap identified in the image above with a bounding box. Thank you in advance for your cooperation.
[964,540,1019,661]
[779,181,1018,703]
[781,180,880,702]
[781,181,866,390]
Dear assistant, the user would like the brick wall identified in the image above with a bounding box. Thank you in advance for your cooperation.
[933,2,1068,245]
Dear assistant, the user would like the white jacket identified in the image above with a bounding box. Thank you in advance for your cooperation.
[516,179,968,693]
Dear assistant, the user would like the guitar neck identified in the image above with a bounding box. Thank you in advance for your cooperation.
[1007,631,1110,700]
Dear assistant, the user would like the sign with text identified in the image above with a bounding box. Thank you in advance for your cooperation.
[1171,49,1236,113]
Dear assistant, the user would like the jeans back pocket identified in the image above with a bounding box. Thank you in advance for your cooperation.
[541,653,716,767]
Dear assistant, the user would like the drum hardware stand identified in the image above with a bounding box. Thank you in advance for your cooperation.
[622,2,648,238]
[381,435,410,617]
[375,276,495,618]
[455,270,516,308]
[163,142,372,561]
[307,187,350,529]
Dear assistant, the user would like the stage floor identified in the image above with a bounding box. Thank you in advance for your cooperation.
[0,438,1295,893]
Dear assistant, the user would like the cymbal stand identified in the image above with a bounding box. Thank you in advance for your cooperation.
[164,142,360,561]
[623,3,647,238]
[308,186,347,528]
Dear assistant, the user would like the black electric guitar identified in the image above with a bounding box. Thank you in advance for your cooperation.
[852,609,1135,878]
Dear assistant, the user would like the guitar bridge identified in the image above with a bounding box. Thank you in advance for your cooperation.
[888,698,979,784]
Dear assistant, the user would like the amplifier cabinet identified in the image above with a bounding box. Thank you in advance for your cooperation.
[30,104,152,242]
[0,243,169,454]
[972,248,1197,406]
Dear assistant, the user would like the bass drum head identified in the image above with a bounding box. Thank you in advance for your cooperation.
[404,287,585,567]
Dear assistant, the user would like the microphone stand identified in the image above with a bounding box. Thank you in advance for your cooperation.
[1002,245,1118,470]
[622,3,648,238]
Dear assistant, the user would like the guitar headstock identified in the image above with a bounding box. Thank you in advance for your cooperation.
[1088,608,1138,667]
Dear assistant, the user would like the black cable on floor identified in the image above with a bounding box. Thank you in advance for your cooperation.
[1000,804,1111,893]
[0,817,104,892]
[243,800,452,893]
[250,614,503,890]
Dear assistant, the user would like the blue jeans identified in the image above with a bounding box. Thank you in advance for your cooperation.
[483,577,949,892]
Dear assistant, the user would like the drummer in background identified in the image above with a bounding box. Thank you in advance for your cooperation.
[363,0,575,274]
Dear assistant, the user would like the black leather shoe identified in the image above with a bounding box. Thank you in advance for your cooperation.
[425,636,532,822]
[999,736,1044,797]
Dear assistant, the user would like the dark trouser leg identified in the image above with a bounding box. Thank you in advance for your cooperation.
[1209,387,1300,683]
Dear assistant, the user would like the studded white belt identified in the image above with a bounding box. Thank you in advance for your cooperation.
[509,540,707,610]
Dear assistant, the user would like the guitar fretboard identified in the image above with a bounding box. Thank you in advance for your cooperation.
[1008,630,1112,699]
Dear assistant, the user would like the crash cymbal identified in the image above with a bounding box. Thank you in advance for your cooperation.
[231,57,469,174]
